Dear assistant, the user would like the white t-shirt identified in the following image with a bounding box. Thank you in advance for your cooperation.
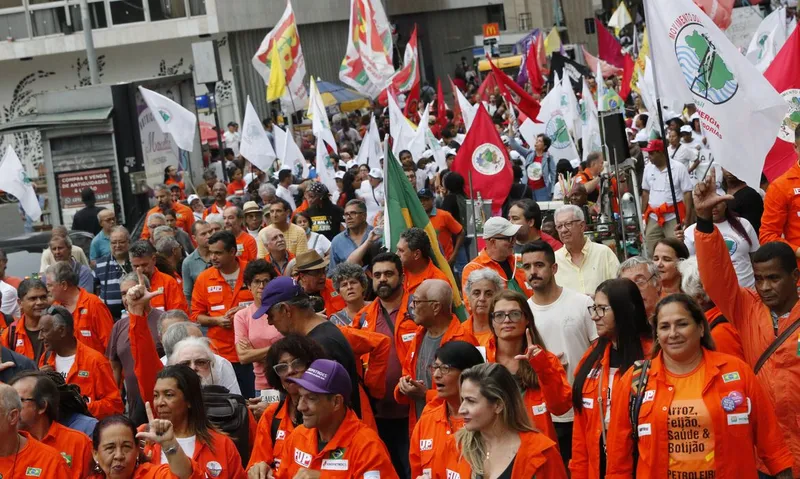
[223,131,240,157]
[221,268,239,291]
[528,287,597,423]
[161,435,196,464]
[307,231,331,257]
[276,184,298,211]
[684,218,759,288]
[667,143,697,171]
[0,280,19,318]
[357,181,385,225]
[642,160,694,223]
[55,354,76,378]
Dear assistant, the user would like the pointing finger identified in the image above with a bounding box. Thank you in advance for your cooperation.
[145,401,155,423]
[526,328,534,349]
[136,270,146,287]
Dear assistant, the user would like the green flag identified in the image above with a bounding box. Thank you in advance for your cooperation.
[384,149,468,321]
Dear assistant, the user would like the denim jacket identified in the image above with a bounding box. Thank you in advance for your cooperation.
[508,137,557,193]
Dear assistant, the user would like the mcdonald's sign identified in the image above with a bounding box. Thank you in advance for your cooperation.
[482,23,500,40]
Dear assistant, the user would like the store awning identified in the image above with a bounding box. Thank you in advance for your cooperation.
[0,107,113,134]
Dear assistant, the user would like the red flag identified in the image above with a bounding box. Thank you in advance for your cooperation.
[526,38,544,94]
[487,57,541,121]
[449,76,462,127]
[477,72,498,102]
[693,0,735,30]
[437,78,448,129]
[763,27,800,180]
[619,54,635,101]
[129,313,163,408]
[404,80,421,119]
[595,19,625,69]
[451,104,513,208]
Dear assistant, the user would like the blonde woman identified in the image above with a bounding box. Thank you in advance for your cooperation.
[444,363,568,479]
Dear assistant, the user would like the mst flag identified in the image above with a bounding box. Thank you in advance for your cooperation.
[138,86,197,152]
[645,0,787,189]
[0,146,41,221]
[746,6,787,73]
[340,0,394,98]
[390,26,419,93]
[252,0,307,113]
[274,124,304,175]
[384,149,467,320]
[488,57,542,121]
[763,26,800,180]
[452,105,513,211]
[240,97,276,171]
[266,45,287,102]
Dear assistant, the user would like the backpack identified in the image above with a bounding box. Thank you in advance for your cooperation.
[202,385,250,466]
[627,359,651,477]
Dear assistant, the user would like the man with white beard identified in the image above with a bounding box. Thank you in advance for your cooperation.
[163,325,241,395]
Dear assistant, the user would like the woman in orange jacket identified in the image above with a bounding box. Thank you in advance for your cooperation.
[146,365,246,479]
[678,257,746,361]
[485,290,572,443]
[570,279,653,479]
[90,414,205,479]
[446,363,568,479]
[606,294,794,479]
[409,341,485,478]
[247,335,326,476]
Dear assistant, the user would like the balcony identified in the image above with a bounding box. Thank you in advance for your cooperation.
[0,0,218,61]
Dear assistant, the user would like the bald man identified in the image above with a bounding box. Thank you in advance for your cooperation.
[0,384,71,477]
[395,279,478,435]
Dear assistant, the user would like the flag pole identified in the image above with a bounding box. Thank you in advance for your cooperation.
[467,169,479,259]
[641,0,682,226]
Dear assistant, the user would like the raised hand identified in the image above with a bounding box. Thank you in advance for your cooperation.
[514,328,543,362]
[692,167,733,221]
[126,271,164,316]
[135,402,176,446]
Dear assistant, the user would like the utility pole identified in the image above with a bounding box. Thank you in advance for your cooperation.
[79,0,100,85]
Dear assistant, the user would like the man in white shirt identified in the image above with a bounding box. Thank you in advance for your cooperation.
[641,139,695,256]
[0,280,19,318]
[666,128,698,173]
[553,205,620,295]
[357,168,385,225]
[222,122,240,158]
[275,167,298,211]
[520,240,596,466]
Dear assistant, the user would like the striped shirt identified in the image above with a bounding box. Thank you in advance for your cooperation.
[94,255,132,320]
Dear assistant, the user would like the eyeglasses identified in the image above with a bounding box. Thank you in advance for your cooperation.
[273,358,307,377]
[429,363,452,375]
[555,219,582,231]
[491,310,525,323]
[178,358,211,369]
[411,299,437,307]
[631,274,656,287]
[19,398,36,404]
[343,211,365,218]
[588,305,612,317]
[250,278,270,288]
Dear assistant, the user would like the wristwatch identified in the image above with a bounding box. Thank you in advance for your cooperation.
[163,443,180,456]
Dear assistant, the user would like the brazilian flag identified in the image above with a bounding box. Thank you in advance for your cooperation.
[384,149,468,320]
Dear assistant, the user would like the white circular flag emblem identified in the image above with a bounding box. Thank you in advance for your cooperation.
[471,143,505,176]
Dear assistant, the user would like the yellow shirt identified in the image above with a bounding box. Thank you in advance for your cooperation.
[666,363,715,476]
[554,239,620,295]
[257,223,309,258]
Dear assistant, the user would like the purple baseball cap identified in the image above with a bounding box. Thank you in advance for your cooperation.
[253,276,304,319]
[286,359,352,401]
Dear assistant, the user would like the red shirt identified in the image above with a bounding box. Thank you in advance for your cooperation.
[527,155,546,190]
[428,209,463,260]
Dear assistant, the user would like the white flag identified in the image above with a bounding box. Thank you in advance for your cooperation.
[533,80,580,163]
[239,97,276,172]
[455,87,478,131]
[388,93,416,155]
[274,124,304,175]
[0,146,41,221]
[306,77,338,194]
[581,79,602,162]
[746,7,786,72]
[356,114,382,169]
[251,1,308,113]
[138,86,197,152]
[561,72,581,140]
[645,0,788,188]
[407,105,430,161]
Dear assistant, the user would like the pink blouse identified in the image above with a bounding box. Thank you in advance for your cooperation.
[233,303,283,390]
